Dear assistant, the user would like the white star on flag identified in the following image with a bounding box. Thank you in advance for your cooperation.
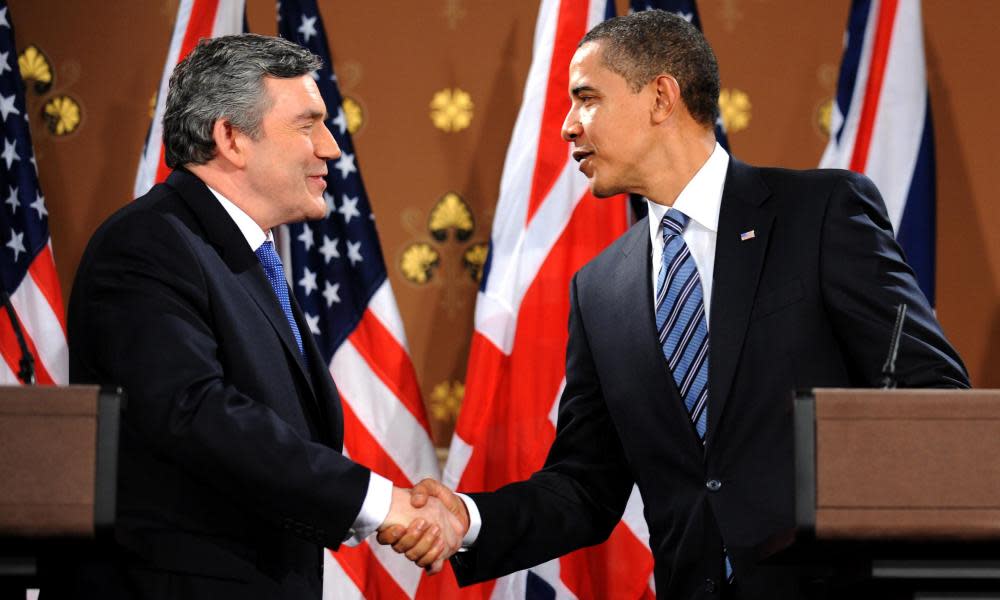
[6,227,24,261]
[298,267,318,295]
[5,185,16,214]
[2,137,18,168]
[346,240,363,265]
[304,312,321,335]
[322,281,341,307]
[675,11,694,22]
[30,191,46,219]
[297,225,314,250]
[319,235,340,263]
[0,8,9,29]
[332,107,347,135]
[0,52,10,76]
[0,93,19,123]
[339,195,360,224]
[334,152,356,179]
[323,191,336,216]
[298,15,318,42]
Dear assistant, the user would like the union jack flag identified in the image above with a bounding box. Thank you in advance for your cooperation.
[0,0,66,385]
[820,0,936,304]
[444,0,655,597]
[276,2,441,598]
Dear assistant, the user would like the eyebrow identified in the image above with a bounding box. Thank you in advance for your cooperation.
[570,85,598,98]
[295,109,327,122]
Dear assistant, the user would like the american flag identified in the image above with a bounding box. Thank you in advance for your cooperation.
[443,0,655,597]
[0,0,66,385]
[133,0,245,197]
[820,0,936,304]
[276,2,441,599]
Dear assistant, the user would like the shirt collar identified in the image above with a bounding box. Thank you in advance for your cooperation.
[206,186,272,251]
[647,142,729,241]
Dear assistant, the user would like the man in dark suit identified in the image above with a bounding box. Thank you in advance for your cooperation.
[378,10,969,599]
[52,34,461,599]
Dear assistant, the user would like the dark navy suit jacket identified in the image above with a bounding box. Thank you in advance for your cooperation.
[57,169,370,599]
[452,161,969,599]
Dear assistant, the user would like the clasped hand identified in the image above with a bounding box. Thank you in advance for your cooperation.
[377,480,468,574]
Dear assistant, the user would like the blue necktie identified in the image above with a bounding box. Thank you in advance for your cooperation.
[255,240,305,356]
[653,209,733,582]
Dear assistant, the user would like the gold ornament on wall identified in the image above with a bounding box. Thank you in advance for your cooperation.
[42,95,81,136]
[816,98,834,139]
[429,191,474,242]
[463,243,488,284]
[400,242,440,284]
[342,96,364,135]
[428,380,464,422]
[718,88,751,133]
[18,45,52,94]
[429,88,473,132]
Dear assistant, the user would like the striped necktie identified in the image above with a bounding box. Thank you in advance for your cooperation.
[654,209,709,439]
[653,209,734,583]
[255,240,305,356]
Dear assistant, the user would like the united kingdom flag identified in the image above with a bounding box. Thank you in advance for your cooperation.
[277,2,441,598]
[0,0,67,385]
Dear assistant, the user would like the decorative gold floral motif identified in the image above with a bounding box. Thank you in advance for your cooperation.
[342,96,364,135]
[400,242,440,284]
[463,243,488,284]
[18,45,52,94]
[43,95,80,135]
[718,88,751,133]
[428,380,464,422]
[429,88,473,132]
[429,192,474,242]
[816,98,834,138]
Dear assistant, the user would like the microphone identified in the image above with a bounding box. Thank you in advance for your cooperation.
[880,303,907,389]
[0,288,35,385]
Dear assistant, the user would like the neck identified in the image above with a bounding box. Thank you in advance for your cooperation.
[642,126,716,207]
[188,162,271,233]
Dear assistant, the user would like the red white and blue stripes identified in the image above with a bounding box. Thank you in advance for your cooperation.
[820,0,936,303]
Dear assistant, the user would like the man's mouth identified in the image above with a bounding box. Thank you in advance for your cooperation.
[572,149,593,163]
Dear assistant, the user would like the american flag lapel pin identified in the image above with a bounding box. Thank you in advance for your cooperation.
[740,230,756,241]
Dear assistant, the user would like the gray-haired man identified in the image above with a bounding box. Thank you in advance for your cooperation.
[49,34,461,600]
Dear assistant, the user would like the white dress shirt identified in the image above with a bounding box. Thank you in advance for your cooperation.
[458,143,731,547]
[207,186,393,542]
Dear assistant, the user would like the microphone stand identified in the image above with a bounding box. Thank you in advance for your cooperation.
[880,303,907,389]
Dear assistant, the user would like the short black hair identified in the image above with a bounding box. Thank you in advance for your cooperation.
[580,10,720,128]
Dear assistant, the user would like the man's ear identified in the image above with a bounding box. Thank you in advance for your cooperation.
[652,74,681,124]
[211,119,249,168]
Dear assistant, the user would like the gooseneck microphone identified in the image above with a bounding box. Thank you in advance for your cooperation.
[880,303,908,389]
[0,288,35,385]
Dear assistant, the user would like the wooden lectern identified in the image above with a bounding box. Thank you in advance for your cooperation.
[775,388,1000,597]
[0,385,122,585]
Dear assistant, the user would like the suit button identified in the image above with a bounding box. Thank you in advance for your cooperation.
[706,479,722,492]
[705,578,717,593]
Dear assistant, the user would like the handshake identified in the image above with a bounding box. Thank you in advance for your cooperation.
[377,479,469,574]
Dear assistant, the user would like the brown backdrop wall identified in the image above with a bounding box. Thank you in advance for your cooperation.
[10,0,999,447]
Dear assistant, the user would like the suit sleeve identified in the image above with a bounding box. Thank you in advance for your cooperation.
[820,172,969,388]
[452,273,635,585]
[72,211,370,548]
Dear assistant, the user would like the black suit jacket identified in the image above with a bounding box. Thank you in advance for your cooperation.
[452,161,969,599]
[56,170,371,599]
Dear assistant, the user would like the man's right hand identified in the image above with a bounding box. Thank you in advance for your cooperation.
[378,485,466,574]
[377,479,470,572]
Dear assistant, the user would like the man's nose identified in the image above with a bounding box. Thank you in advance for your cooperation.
[316,122,341,160]
[561,109,581,142]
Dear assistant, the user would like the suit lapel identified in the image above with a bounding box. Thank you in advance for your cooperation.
[164,170,316,397]
[613,220,703,448]
[707,160,774,446]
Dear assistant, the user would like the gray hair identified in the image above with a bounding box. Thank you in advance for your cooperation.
[162,33,322,168]
[580,10,720,128]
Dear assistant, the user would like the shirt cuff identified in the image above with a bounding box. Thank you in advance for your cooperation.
[344,472,393,545]
[456,493,482,548]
